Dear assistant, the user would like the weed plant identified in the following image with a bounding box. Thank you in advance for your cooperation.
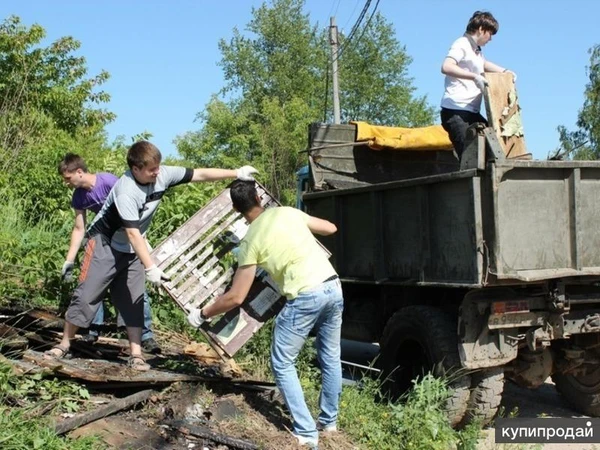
[0,360,105,449]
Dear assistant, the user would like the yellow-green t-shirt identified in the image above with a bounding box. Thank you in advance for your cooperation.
[237,207,336,300]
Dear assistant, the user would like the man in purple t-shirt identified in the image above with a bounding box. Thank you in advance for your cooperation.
[58,153,160,353]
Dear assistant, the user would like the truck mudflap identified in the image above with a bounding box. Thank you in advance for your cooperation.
[458,288,600,369]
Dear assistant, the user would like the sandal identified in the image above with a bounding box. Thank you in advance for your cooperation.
[43,344,72,360]
[127,355,150,372]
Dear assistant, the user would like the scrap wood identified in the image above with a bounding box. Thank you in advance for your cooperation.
[55,389,155,435]
[184,341,243,378]
[184,341,222,365]
[0,353,48,376]
[169,419,259,450]
[22,350,204,384]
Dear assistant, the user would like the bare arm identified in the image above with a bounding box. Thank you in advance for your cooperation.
[124,228,155,269]
[441,57,479,80]
[191,168,237,182]
[202,264,256,317]
[307,215,337,236]
[65,210,86,262]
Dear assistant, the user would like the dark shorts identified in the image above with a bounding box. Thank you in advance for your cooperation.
[65,234,145,328]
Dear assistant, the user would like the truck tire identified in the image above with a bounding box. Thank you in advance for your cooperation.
[378,305,471,427]
[552,369,600,416]
[458,368,505,428]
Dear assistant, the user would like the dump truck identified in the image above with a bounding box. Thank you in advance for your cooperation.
[300,121,600,427]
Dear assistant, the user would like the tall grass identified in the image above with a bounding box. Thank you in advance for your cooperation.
[0,192,72,310]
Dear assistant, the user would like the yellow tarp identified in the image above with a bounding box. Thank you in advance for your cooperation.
[351,121,454,151]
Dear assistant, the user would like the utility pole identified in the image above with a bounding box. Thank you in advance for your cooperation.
[329,17,341,124]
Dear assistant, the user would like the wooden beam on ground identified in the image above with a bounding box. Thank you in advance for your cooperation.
[23,350,204,383]
[55,389,155,435]
[170,420,259,450]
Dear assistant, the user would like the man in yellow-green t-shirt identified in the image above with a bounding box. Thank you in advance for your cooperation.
[187,180,343,449]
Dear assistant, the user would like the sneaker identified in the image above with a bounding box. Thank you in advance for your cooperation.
[295,434,318,449]
[141,337,162,354]
[80,333,99,344]
[317,422,337,433]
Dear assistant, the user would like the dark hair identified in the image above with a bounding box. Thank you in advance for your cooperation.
[58,153,88,175]
[229,180,260,214]
[127,141,162,169]
[466,11,499,35]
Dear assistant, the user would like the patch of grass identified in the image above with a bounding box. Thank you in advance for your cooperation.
[301,370,486,450]
[0,360,106,449]
[0,406,104,450]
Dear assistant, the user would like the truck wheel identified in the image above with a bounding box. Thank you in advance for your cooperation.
[552,366,600,416]
[378,305,471,427]
[458,368,504,428]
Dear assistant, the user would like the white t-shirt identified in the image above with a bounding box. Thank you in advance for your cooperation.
[441,36,485,113]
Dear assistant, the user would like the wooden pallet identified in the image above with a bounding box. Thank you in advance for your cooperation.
[484,72,531,159]
[150,183,296,358]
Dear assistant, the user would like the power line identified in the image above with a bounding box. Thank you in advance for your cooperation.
[336,0,372,60]
[348,0,380,52]
[341,0,362,33]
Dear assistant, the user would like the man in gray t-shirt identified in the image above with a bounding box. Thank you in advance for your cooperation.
[45,141,258,371]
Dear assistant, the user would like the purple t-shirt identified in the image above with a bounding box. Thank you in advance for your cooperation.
[71,172,119,214]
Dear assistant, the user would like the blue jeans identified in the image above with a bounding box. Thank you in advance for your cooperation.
[90,292,154,341]
[271,278,343,443]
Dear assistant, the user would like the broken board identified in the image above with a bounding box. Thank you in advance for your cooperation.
[483,72,530,159]
[22,350,203,383]
[150,182,330,358]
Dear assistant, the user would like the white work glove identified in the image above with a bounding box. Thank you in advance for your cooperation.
[236,165,259,181]
[504,69,517,82]
[61,260,75,282]
[474,74,488,91]
[187,308,208,328]
[145,264,170,285]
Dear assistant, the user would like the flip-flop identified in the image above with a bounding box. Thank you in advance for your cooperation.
[127,355,150,372]
[43,344,72,360]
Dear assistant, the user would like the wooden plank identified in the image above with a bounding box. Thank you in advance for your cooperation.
[484,72,530,159]
[22,350,204,383]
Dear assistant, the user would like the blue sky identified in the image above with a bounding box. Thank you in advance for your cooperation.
[2,1,598,160]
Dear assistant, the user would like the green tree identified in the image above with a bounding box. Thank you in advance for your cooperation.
[336,13,434,126]
[176,0,434,203]
[555,44,600,159]
[0,15,117,221]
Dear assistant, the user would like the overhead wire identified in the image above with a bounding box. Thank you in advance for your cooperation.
[347,0,380,52]
[336,0,372,61]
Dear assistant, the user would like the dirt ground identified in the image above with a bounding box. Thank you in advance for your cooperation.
[68,381,358,450]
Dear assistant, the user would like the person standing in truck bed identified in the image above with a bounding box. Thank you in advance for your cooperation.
[440,10,516,159]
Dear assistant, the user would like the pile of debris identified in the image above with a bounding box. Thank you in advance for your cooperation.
[0,307,281,449]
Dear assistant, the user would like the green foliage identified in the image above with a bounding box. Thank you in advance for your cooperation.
[176,0,434,204]
[0,194,72,309]
[0,361,103,450]
[301,372,483,450]
[390,374,458,449]
[0,407,104,450]
[0,15,114,135]
[556,44,600,159]
[336,13,435,126]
